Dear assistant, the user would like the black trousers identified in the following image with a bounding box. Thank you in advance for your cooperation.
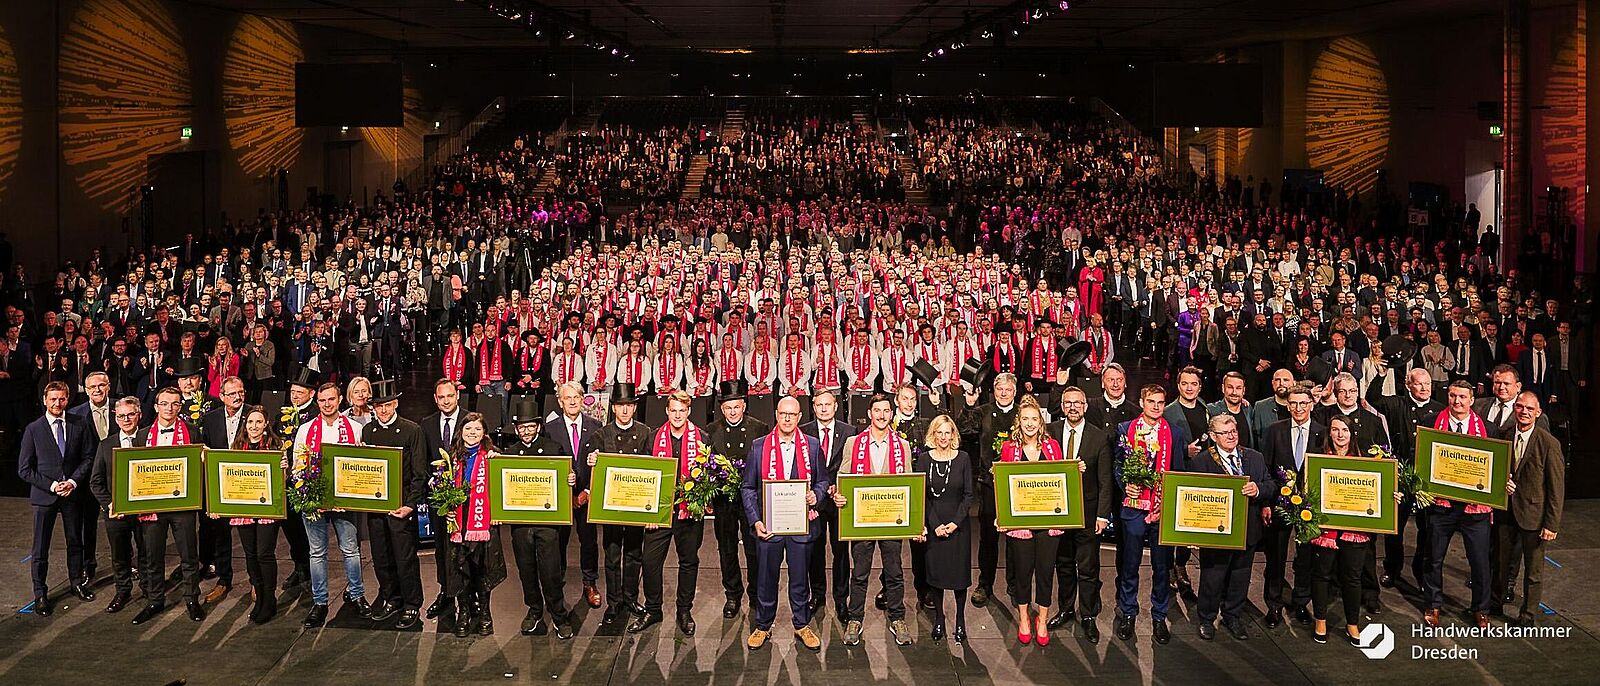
[281,500,310,576]
[1261,523,1313,612]
[1424,505,1492,612]
[603,524,645,611]
[559,504,600,585]
[807,506,851,610]
[1055,527,1103,618]
[431,506,451,591]
[848,540,904,621]
[368,512,423,611]
[1383,494,1430,583]
[713,497,760,604]
[103,514,146,596]
[74,492,98,577]
[511,524,569,622]
[642,518,704,614]
[1311,539,1369,624]
[198,514,235,585]
[1197,547,1253,624]
[1007,534,1060,608]
[976,483,1002,590]
[910,538,930,600]
[30,499,86,598]
[237,522,279,595]
[1492,515,1545,618]
[142,511,201,602]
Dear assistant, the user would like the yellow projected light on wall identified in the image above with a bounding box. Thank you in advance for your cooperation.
[1306,37,1390,193]
[60,0,192,211]
[361,85,426,175]
[0,26,21,197]
[1543,10,1585,219]
[224,16,304,178]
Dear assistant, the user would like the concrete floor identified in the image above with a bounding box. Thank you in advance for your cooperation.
[1,498,1598,685]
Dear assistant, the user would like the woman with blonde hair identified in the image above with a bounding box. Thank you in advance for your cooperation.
[343,376,374,429]
[997,395,1066,646]
[912,414,974,642]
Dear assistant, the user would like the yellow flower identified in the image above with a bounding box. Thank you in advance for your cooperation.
[1290,495,1303,505]
[1279,486,1292,497]
[1299,509,1313,521]
[683,480,696,490]
[691,467,704,478]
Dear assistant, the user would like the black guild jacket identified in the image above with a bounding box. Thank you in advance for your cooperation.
[360,416,431,507]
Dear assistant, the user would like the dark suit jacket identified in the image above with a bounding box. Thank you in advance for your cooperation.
[201,405,247,450]
[542,412,602,491]
[18,412,97,506]
[1506,426,1564,533]
[1261,418,1326,482]
[1311,405,1387,449]
[1471,397,1549,438]
[1187,445,1277,547]
[1517,351,1556,399]
[800,419,859,477]
[1047,419,1115,524]
[741,434,830,541]
[90,430,148,510]
[360,416,431,506]
[68,400,113,443]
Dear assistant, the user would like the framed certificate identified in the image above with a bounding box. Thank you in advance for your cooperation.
[836,473,925,541]
[761,480,811,536]
[490,456,573,525]
[1158,472,1249,550]
[1414,427,1510,509]
[320,444,403,513]
[204,450,287,520]
[1306,454,1398,534]
[112,445,205,516]
[588,453,678,527]
[994,461,1085,530]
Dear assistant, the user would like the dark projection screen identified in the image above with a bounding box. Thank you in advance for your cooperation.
[1152,63,1264,128]
[294,63,403,128]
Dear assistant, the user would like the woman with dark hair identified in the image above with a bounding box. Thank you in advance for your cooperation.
[440,412,508,636]
[226,405,285,624]
[1307,413,1380,646]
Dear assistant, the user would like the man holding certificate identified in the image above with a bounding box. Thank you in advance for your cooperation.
[832,393,915,647]
[89,397,148,614]
[358,381,429,630]
[741,396,828,651]
[1189,414,1273,641]
[1046,386,1114,642]
[586,383,653,630]
[1423,381,1505,629]
[636,391,710,636]
[503,403,576,639]
[134,386,205,624]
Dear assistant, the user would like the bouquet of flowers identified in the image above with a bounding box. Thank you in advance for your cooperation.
[428,448,468,535]
[186,394,215,424]
[287,444,327,520]
[990,430,1012,456]
[278,405,302,442]
[1381,443,1436,509]
[1274,467,1326,544]
[675,444,745,520]
[1117,433,1159,492]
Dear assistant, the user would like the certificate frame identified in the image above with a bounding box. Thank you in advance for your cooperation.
[1306,454,1398,534]
[836,473,926,541]
[1414,427,1510,509]
[587,453,679,527]
[1158,472,1249,550]
[761,479,812,536]
[111,445,205,516]
[994,460,1086,530]
[490,456,573,525]
[320,444,404,513]
[204,450,287,520]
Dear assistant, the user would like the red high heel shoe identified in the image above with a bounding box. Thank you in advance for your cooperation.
[1018,625,1033,645]
[1036,629,1051,646]
[1035,615,1051,646]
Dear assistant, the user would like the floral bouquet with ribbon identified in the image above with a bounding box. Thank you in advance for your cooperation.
[428,448,468,535]
[287,444,327,520]
[277,405,302,442]
[1274,467,1325,544]
[1382,443,1436,510]
[186,394,215,424]
[1117,433,1159,493]
[675,444,746,520]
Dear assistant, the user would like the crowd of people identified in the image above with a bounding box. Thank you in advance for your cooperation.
[10,96,1588,654]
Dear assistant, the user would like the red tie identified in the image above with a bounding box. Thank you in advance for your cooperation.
[822,426,831,458]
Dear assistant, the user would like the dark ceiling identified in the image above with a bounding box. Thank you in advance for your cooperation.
[182,0,1513,53]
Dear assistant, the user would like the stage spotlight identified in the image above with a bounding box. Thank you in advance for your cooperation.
[1059,1,1070,10]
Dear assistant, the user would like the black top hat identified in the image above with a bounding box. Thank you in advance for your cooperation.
[610,383,642,404]
[508,396,542,425]
[717,379,749,402]
[174,357,205,379]
[958,359,986,388]
[1062,340,1094,369]
[909,358,941,388]
[624,324,647,340]
[371,379,401,404]
[287,364,321,390]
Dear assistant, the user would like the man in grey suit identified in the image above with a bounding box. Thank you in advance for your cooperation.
[1493,392,1564,624]
[800,389,858,616]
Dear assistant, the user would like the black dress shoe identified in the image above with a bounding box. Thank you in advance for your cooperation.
[1081,618,1101,644]
[187,600,206,621]
[1379,574,1396,588]
[1115,613,1135,641]
[369,600,401,623]
[632,602,647,617]
[920,593,936,611]
[931,622,946,641]
[875,591,887,610]
[347,596,372,619]
[1047,608,1075,630]
[1502,589,1515,604]
[1293,607,1313,626]
[1264,609,1284,629]
[73,583,96,602]
[676,611,696,636]
[32,596,52,617]
[426,595,451,619]
[807,598,824,615]
[132,602,166,625]
[522,611,547,636]
[452,605,473,638]
[971,587,990,608]
[600,608,621,627]
[303,604,329,628]
[627,611,663,634]
[283,569,306,589]
[1198,622,1216,640]
[1365,602,1383,617]
[723,598,740,619]
[1224,619,1250,641]
[554,622,575,640]
[1152,618,1171,644]
[395,609,421,630]
[105,591,131,614]
[953,622,968,644]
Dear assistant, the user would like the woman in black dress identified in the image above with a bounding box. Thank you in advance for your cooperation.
[913,414,974,643]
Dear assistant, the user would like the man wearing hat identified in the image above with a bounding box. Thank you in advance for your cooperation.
[275,364,320,591]
[545,381,604,609]
[503,397,576,639]
[584,383,653,630]
[708,379,766,619]
[359,379,428,630]
[955,372,1021,608]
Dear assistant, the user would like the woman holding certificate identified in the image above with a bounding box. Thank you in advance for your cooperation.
[912,415,973,643]
[996,396,1067,646]
[1307,414,1379,646]
[442,413,508,637]
[229,405,283,624]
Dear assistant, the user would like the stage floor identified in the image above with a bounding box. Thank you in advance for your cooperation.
[0,498,1597,685]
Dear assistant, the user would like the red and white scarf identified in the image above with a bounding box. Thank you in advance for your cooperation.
[815,342,838,387]
[305,415,356,453]
[948,338,976,383]
[885,347,906,386]
[992,343,1018,373]
[720,346,741,380]
[784,347,805,388]
[1031,338,1058,380]
[751,348,771,387]
[443,344,467,383]
[478,338,504,382]
[1086,327,1112,369]
[762,428,813,482]
[453,446,491,542]
[141,420,193,522]
[694,362,713,394]
[656,351,678,395]
[1124,418,1174,522]
[850,343,873,384]
[621,353,645,385]
[555,352,579,385]
[850,431,908,475]
[653,422,704,519]
[1433,410,1491,514]
[519,341,546,375]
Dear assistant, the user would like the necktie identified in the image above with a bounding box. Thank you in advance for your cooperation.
[122,436,132,448]
[1293,425,1306,468]
[95,407,108,439]
[1514,434,1525,469]
[1224,452,1240,476]
[1453,421,1463,433]
[1066,427,1078,460]
[53,418,66,456]
[1489,402,1502,425]
[1534,352,1543,384]
[822,426,831,458]
[571,422,581,453]
[442,416,454,447]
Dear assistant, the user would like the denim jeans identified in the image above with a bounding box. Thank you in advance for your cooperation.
[306,512,365,606]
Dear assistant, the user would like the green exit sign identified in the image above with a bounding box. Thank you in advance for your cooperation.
[1488,124,1502,136]
[180,126,194,139]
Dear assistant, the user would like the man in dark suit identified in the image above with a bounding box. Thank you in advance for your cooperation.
[1474,365,1548,437]
[1190,414,1277,640]
[1319,331,1360,378]
[1112,384,1189,645]
[741,395,830,651]
[542,380,604,610]
[68,371,114,585]
[1493,392,1564,624]
[1045,386,1114,642]
[360,380,430,630]
[1518,333,1556,403]
[1449,325,1492,395]
[89,396,149,613]
[420,377,468,620]
[1367,366,1445,588]
[18,381,98,615]
[1259,383,1325,628]
[134,386,205,624]
[800,388,857,616]
[198,375,247,603]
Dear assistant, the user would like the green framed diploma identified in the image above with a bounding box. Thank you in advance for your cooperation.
[994,460,1085,530]
[836,473,925,541]
[490,456,573,525]
[1158,472,1248,550]
[588,453,678,526]
[1306,454,1398,534]
[204,450,287,519]
[112,445,205,516]
[320,444,403,513]
[1414,427,1510,509]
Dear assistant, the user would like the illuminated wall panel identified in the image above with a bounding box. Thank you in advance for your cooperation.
[224,15,304,178]
[360,85,425,174]
[0,25,20,196]
[1542,10,1585,220]
[1306,37,1390,193]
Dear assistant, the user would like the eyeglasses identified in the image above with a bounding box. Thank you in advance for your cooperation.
[1288,400,1314,407]
[1210,429,1238,436]
[114,413,139,420]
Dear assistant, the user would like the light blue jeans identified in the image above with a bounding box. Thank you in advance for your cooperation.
[305,512,365,606]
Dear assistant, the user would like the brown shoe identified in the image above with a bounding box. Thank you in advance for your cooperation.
[204,584,231,604]
[1424,608,1441,627]
[747,628,770,650]
[583,584,602,609]
[1474,611,1490,629]
[795,626,821,651]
